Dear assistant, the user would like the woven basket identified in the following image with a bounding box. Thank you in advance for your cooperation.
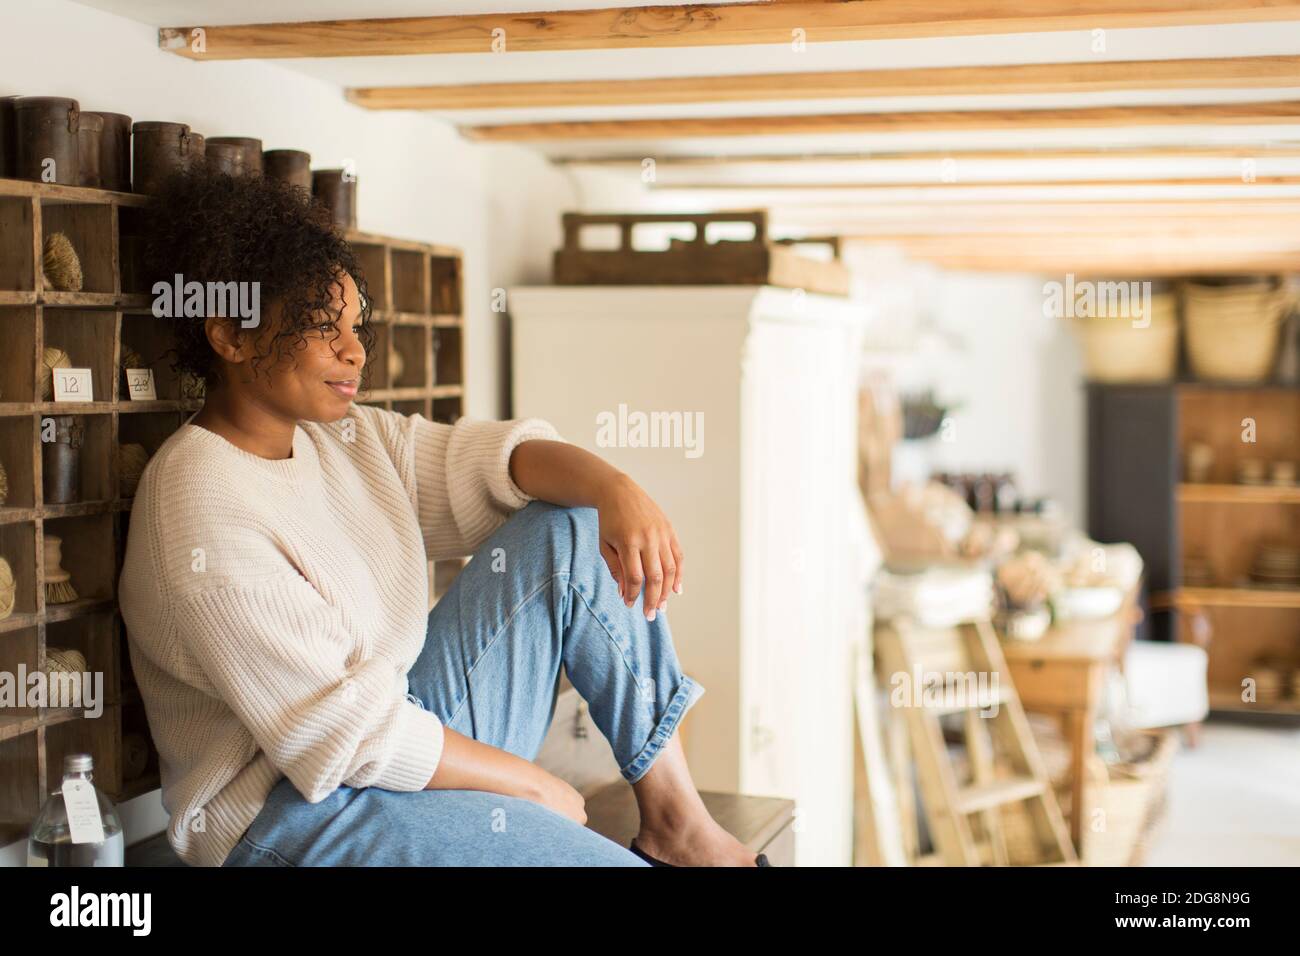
[1183,281,1295,383]
[1075,319,1178,383]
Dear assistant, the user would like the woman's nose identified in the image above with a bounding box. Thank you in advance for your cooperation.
[339,326,367,368]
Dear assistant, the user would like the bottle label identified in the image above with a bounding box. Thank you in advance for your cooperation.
[63,780,106,845]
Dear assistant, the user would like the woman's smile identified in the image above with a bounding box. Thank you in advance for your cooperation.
[326,379,359,398]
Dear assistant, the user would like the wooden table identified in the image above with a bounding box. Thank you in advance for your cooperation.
[999,601,1139,851]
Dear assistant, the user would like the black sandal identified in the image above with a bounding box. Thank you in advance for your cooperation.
[629,839,771,867]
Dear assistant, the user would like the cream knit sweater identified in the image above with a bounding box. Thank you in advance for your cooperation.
[118,403,563,867]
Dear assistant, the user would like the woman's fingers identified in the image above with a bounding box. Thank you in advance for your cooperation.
[669,532,685,596]
[641,545,665,621]
[657,542,677,610]
[620,546,644,610]
[599,541,624,601]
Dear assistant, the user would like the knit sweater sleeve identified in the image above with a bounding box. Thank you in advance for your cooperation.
[171,569,446,803]
[368,407,566,561]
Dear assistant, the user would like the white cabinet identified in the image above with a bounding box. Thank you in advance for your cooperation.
[510,286,872,866]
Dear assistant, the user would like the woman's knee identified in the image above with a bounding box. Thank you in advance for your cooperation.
[505,501,599,561]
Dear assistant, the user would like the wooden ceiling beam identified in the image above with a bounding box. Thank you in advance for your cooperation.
[159,1,1300,60]
[555,145,1300,165]
[462,101,1300,141]
[841,232,1300,274]
[646,176,1300,190]
[347,55,1300,110]
[835,214,1300,235]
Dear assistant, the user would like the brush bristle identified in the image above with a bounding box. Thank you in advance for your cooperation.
[45,579,78,604]
[42,232,83,293]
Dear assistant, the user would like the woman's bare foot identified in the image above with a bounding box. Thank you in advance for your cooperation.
[634,818,758,866]
[630,731,762,866]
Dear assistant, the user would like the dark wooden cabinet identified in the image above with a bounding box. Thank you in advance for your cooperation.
[1085,384,1179,642]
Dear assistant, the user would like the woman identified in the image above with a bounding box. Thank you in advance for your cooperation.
[117,167,764,867]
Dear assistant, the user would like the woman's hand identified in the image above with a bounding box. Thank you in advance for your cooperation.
[427,726,586,825]
[508,439,685,619]
[524,769,588,826]
[594,472,684,621]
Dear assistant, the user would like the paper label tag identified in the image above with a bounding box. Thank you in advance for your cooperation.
[62,779,106,845]
[125,368,157,401]
[52,367,93,402]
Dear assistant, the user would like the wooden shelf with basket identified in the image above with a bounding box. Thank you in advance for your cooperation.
[0,176,465,848]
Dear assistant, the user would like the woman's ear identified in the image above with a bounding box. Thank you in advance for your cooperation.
[204,315,246,365]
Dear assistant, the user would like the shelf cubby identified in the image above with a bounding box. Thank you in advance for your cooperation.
[42,411,115,506]
[391,248,429,314]
[0,521,38,619]
[431,396,462,425]
[433,326,462,386]
[0,626,40,719]
[430,253,461,315]
[391,324,429,389]
[0,731,41,847]
[45,612,118,706]
[42,512,116,604]
[40,308,116,403]
[0,307,38,404]
[0,415,37,511]
[116,205,148,297]
[351,241,389,312]
[120,312,181,401]
[0,196,36,295]
[38,201,117,296]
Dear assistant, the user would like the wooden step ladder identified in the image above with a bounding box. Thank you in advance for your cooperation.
[875,617,1077,866]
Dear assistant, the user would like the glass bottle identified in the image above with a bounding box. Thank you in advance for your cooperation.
[27,753,124,867]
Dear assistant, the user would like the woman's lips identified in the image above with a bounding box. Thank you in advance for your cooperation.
[326,380,358,398]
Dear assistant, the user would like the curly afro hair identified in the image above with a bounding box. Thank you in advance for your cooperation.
[140,165,375,389]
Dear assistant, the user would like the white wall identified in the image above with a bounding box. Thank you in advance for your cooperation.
[925,270,1086,525]
[850,248,1087,527]
[2,0,580,420]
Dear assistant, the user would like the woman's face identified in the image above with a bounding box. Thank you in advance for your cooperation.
[225,270,367,424]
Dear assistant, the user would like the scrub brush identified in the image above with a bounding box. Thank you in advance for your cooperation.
[43,534,78,605]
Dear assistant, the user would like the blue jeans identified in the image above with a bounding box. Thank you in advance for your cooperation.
[221,501,704,866]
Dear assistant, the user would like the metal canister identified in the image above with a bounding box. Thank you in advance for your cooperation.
[132,121,201,194]
[206,141,255,177]
[14,96,80,185]
[312,168,357,230]
[41,416,84,504]
[263,149,311,191]
[86,111,132,191]
[0,96,19,178]
[207,137,263,176]
[183,131,206,171]
[75,111,103,188]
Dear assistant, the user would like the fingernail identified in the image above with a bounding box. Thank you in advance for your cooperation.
[647,609,656,622]
[658,600,667,611]
[674,583,683,595]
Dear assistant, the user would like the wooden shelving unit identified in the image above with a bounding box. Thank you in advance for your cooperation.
[1176,384,1300,714]
[0,177,465,847]
[1089,379,1300,716]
